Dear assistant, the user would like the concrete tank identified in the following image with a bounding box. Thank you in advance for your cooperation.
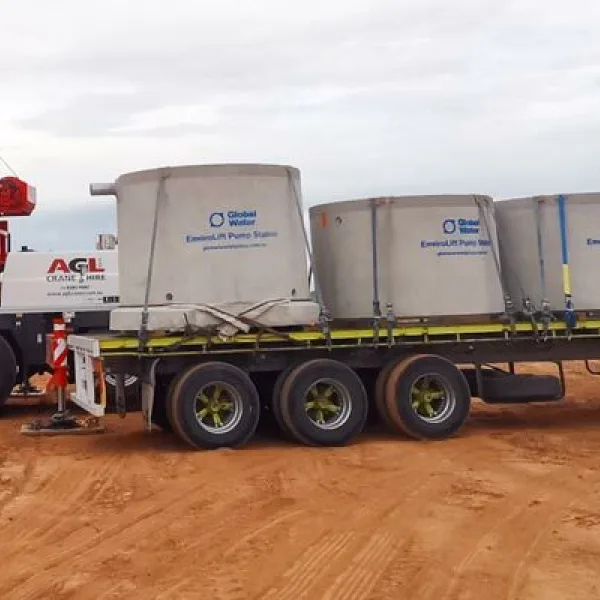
[309,195,506,320]
[90,164,320,332]
[495,193,600,312]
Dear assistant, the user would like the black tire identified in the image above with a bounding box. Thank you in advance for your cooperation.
[166,371,193,444]
[374,359,401,431]
[271,365,301,440]
[279,358,368,447]
[0,336,17,412]
[167,362,260,449]
[385,354,471,440]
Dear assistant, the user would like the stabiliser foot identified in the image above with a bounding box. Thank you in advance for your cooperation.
[20,411,106,436]
[11,383,45,397]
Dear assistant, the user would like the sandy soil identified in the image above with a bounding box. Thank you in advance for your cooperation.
[0,363,599,600]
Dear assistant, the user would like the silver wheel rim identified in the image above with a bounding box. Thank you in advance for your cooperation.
[194,381,244,434]
[409,373,456,423]
[303,378,353,430]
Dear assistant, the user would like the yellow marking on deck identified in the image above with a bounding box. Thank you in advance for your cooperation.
[95,319,600,353]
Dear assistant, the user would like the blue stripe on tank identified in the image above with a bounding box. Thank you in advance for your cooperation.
[558,194,569,266]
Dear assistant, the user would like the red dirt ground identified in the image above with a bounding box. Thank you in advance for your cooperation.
[0,363,599,599]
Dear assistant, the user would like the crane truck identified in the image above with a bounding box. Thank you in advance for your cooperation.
[0,176,136,412]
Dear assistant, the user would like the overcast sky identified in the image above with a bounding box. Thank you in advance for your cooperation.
[2,0,600,250]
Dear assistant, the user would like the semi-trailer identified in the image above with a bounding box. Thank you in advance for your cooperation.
[64,164,600,450]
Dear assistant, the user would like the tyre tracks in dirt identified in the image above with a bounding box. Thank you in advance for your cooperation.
[0,454,36,516]
[0,453,126,562]
[11,436,596,600]
[121,457,440,600]
[191,463,460,600]
[0,454,292,599]
[365,462,600,600]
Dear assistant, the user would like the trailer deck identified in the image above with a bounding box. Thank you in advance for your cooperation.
[71,318,600,356]
[63,315,600,451]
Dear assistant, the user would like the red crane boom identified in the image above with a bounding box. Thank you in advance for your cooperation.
[0,176,37,271]
[0,176,36,217]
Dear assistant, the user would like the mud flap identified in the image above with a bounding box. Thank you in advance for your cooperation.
[141,359,160,432]
[114,373,127,417]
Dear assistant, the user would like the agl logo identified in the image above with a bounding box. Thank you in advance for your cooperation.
[47,257,105,275]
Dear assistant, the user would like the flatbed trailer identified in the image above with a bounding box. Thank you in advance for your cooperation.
[66,315,600,450]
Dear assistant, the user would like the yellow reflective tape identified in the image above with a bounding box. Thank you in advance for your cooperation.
[562,264,572,296]
[96,320,600,352]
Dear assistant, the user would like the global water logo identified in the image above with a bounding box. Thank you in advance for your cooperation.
[209,212,226,228]
[420,216,490,254]
[209,209,257,228]
[185,206,278,249]
[442,218,480,235]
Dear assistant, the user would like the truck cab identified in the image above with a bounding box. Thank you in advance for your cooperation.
[0,247,120,408]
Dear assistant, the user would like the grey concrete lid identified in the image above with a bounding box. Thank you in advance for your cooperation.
[309,194,493,214]
[496,192,600,209]
[115,164,300,186]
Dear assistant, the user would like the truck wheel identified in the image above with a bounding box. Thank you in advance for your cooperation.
[167,362,260,450]
[374,359,401,431]
[270,365,300,441]
[279,359,368,447]
[0,336,17,411]
[384,354,471,440]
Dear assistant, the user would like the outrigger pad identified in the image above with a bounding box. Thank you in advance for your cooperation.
[11,384,45,397]
[20,412,106,436]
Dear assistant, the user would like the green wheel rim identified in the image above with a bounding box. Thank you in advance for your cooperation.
[303,378,352,430]
[409,373,456,423]
[194,382,244,434]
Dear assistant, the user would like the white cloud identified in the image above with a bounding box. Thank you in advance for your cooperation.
[111,104,219,133]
